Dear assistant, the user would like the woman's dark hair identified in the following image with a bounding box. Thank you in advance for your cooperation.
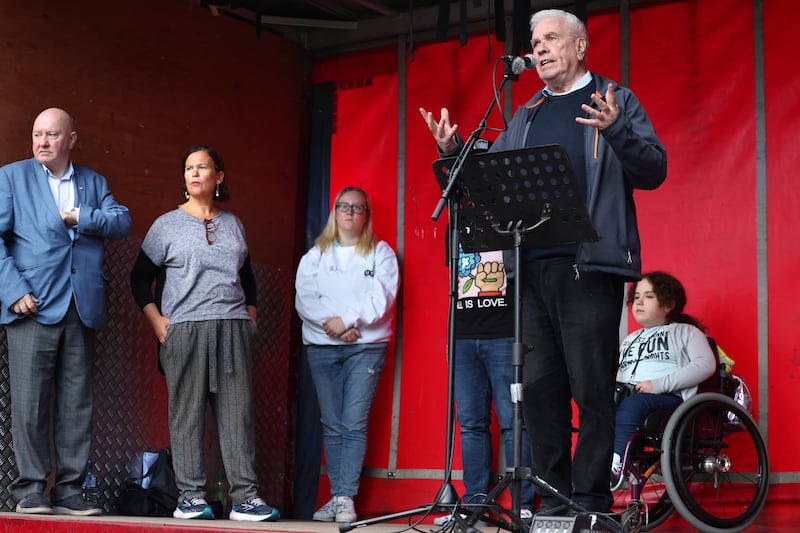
[181,145,230,202]
[626,270,706,331]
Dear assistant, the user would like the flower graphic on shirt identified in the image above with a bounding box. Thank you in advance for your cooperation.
[459,252,480,293]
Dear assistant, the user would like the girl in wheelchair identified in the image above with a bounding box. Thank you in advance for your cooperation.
[611,271,717,483]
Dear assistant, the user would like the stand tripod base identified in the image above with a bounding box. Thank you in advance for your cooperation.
[436,481,460,506]
[337,481,460,532]
[460,471,624,533]
[337,503,454,533]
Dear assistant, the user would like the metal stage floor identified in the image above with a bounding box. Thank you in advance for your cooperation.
[0,484,797,533]
[0,502,797,533]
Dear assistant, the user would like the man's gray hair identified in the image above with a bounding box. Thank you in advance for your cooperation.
[529,9,588,45]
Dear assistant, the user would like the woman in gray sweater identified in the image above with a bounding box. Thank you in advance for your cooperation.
[130,145,278,522]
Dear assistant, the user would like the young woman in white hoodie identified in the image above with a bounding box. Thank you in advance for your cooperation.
[295,186,399,524]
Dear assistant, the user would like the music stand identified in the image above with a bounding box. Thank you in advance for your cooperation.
[429,144,618,533]
[431,143,598,253]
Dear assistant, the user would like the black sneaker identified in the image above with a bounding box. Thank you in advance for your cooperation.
[52,493,102,516]
[15,494,53,515]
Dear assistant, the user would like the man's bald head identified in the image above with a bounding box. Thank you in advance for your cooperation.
[31,107,77,177]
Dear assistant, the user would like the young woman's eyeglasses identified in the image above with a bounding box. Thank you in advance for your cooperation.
[335,202,368,214]
[203,218,216,245]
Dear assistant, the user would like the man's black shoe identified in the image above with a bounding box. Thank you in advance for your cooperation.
[52,494,102,516]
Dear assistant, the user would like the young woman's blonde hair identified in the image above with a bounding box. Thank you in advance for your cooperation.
[315,186,376,255]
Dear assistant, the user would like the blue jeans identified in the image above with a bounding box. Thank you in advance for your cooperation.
[614,392,681,456]
[455,337,535,509]
[307,343,387,498]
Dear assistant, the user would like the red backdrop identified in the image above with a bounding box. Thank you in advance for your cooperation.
[311,0,799,517]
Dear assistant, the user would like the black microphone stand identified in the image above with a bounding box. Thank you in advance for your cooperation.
[338,60,520,533]
[431,59,519,221]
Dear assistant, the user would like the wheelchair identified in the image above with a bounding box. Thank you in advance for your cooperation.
[610,361,769,532]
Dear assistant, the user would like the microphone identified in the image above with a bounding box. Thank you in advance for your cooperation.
[502,54,537,75]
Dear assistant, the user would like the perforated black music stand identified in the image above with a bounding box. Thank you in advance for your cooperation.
[431,144,621,533]
[432,143,597,253]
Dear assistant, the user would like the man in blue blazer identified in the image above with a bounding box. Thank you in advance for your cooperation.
[0,108,131,515]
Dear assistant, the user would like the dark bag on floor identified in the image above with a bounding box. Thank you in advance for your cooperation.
[115,447,178,517]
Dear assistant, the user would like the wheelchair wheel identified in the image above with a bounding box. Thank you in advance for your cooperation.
[612,458,674,531]
[661,392,769,533]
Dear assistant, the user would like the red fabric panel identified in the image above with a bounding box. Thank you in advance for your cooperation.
[585,11,621,85]
[628,1,760,413]
[764,0,800,472]
[401,36,503,479]
[330,71,399,249]
[312,46,399,85]
[311,0,796,513]
[327,50,399,483]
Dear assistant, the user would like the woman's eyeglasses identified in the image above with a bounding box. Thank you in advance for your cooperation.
[204,218,216,245]
[335,202,368,214]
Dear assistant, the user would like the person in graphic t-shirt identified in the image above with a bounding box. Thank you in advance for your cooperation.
[443,249,535,521]
[611,271,716,482]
